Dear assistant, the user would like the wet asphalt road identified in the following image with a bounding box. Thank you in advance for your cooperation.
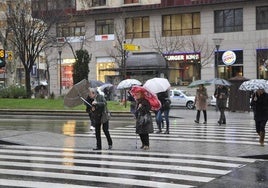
[0,108,267,187]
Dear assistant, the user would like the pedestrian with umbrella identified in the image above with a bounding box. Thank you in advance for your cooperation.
[86,88,113,150]
[194,84,208,124]
[130,86,161,150]
[214,84,229,125]
[143,77,171,134]
[156,90,171,134]
[250,89,268,146]
[240,79,268,146]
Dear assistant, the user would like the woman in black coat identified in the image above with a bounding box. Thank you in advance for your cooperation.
[135,91,153,150]
[251,89,268,146]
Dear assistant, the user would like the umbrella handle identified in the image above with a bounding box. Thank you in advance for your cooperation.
[80,97,92,107]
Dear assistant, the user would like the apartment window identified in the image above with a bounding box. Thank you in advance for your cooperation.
[256,49,268,79]
[92,0,106,6]
[124,0,139,4]
[162,13,200,37]
[125,16,149,39]
[214,8,243,33]
[57,22,85,37]
[256,6,268,30]
[95,19,114,35]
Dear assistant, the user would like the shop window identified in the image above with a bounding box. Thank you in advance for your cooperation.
[162,12,200,37]
[125,16,149,39]
[165,53,201,85]
[95,19,114,35]
[97,62,116,82]
[214,8,243,33]
[256,6,268,30]
[256,49,268,79]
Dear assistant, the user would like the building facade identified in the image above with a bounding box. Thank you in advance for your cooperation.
[31,0,268,96]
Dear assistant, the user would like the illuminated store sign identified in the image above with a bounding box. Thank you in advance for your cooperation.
[222,50,236,66]
[165,53,200,61]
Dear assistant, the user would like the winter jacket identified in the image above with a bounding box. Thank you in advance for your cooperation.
[135,98,154,134]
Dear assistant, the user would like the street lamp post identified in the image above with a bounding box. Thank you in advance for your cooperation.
[58,47,62,96]
[213,38,223,78]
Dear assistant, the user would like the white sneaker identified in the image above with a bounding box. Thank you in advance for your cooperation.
[90,126,95,131]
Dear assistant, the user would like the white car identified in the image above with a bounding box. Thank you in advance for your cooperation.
[209,95,217,106]
[209,95,229,108]
[169,89,196,109]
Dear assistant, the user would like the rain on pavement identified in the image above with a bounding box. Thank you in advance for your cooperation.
[0,108,267,187]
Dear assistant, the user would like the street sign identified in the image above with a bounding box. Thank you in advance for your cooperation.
[6,51,13,61]
[0,49,5,58]
[123,43,140,51]
[0,49,5,68]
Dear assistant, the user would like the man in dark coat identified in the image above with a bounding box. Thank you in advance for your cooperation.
[214,85,229,125]
[86,88,112,150]
[251,89,268,146]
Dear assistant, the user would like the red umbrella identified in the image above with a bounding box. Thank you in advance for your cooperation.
[130,85,161,111]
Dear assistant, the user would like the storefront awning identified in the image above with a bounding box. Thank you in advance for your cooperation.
[126,52,167,69]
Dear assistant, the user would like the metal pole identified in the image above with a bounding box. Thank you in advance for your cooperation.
[58,50,62,95]
[215,45,219,78]
[213,38,223,78]
[37,56,40,85]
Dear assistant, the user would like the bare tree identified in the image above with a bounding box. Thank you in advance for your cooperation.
[105,19,134,79]
[183,36,214,68]
[5,1,57,97]
[150,28,185,55]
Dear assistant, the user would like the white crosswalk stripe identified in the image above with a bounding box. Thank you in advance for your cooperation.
[0,145,256,188]
[77,119,260,145]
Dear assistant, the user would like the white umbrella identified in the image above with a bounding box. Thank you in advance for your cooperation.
[117,79,142,90]
[143,78,171,94]
[239,79,268,92]
[99,83,113,91]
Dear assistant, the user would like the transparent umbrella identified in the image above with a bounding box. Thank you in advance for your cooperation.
[206,78,231,86]
[117,79,142,90]
[143,78,171,94]
[64,79,91,107]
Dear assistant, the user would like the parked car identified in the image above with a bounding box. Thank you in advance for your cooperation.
[209,95,217,106]
[169,89,196,109]
[209,95,229,108]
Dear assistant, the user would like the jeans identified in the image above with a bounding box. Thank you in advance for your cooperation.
[156,109,170,132]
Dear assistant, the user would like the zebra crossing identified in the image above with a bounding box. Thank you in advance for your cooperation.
[0,144,256,188]
[78,118,260,146]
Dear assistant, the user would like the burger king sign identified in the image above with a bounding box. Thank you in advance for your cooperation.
[222,51,236,66]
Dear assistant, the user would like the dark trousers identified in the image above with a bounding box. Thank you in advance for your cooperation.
[255,120,267,134]
[196,110,207,122]
[95,120,113,149]
[219,107,226,124]
[139,133,149,146]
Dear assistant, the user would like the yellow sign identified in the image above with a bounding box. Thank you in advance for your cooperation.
[123,43,140,51]
[7,51,13,61]
[0,49,5,58]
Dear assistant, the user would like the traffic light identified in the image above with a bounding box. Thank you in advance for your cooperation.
[0,49,6,68]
